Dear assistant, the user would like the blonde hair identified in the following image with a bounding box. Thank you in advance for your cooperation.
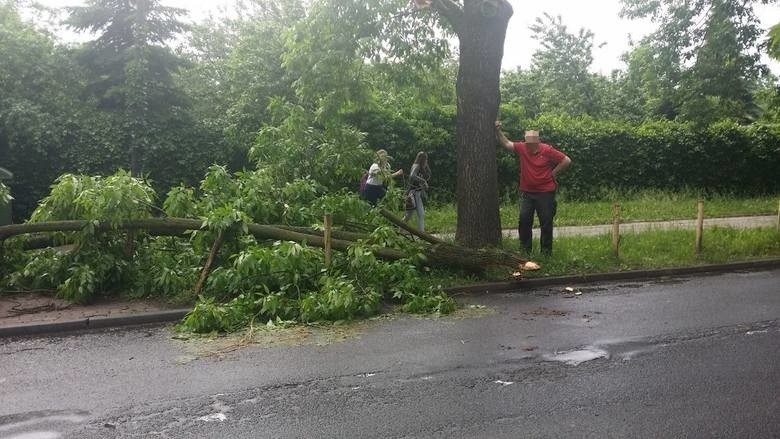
[375,149,388,165]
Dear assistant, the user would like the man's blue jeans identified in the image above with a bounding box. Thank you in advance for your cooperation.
[518,191,557,255]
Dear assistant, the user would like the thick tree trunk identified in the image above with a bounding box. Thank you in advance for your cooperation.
[453,0,512,248]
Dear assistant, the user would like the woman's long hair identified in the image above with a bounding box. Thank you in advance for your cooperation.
[413,151,430,178]
[413,151,427,167]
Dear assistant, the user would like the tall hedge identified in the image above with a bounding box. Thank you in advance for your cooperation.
[523,115,780,198]
[353,107,779,202]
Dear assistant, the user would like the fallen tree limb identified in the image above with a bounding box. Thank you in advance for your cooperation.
[0,218,527,274]
[0,218,405,261]
[379,208,445,245]
[193,230,226,296]
[274,225,369,242]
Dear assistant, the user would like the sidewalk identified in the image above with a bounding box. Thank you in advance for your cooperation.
[2,215,777,336]
[0,292,186,330]
[439,215,777,240]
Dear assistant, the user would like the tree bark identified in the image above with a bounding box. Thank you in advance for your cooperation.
[193,230,225,296]
[378,208,445,245]
[449,0,513,248]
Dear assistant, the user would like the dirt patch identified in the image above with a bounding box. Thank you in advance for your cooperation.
[0,292,184,328]
[173,318,386,361]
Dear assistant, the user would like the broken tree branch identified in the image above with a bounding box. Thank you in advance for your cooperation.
[193,230,226,296]
[0,217,528,274]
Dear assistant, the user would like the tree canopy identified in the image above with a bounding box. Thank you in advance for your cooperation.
[1,0,779,224]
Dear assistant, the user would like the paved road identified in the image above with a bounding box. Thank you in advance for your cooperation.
[1,269,779,438]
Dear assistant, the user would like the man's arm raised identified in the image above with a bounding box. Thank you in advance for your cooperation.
[495,121,515,152]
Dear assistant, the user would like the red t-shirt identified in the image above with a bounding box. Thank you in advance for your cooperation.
[513,142,567,193]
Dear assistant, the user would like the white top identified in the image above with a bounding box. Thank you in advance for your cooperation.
[366,163,388,186]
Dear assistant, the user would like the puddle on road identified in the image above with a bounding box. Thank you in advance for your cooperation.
[543,347,609,365]
[5,432,63,439]
[541,337,667,366]
[0,410,89,439]
[197,413,227,422]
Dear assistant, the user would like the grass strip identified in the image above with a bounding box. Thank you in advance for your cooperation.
[424,192,779,233]
[426,227,779,287]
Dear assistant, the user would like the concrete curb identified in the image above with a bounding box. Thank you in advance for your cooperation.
[0,309,190,338]
[444,259,780,295]
[2,259,779,338]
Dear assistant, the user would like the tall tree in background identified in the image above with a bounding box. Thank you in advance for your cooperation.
[269,0,513,248]
[617,41,680,120]
[528,13,599,116]
[769,22,780,60]
[621,0,777,123]
[66,0,189,175]
[0,2,112,218]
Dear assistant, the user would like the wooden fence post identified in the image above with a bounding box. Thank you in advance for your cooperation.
[776,199,779,232]
[324,213,333,267]
[695,200,704,256]
[612,203,621,257]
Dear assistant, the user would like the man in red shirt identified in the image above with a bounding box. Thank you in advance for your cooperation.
[495,121,571,255]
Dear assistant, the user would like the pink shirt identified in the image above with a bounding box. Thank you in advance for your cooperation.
[513,142,567,192]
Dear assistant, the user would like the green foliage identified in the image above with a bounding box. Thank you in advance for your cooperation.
[0,181,11,204]
[528,13,600,117]
[769,22,780,60]
[7,0,778,332]
[5,171,155,303]
[6,165,458,319]
[508,227,780,276]
[496,114,780,198]
[132,238,200,299]
[66,0,191,175]
[299,275,381,322]
[619,0,775,123]
[251,100,372,193]
[30,171,156,224]
[177,237,452,333]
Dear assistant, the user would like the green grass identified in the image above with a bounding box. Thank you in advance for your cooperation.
[499,226,780,279]
[424,190,779,233]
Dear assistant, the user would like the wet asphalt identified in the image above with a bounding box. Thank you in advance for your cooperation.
[1,269,779,438]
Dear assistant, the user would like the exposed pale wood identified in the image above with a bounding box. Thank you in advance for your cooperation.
[695,200,704,255]
[612,204,621,257]
[275,225,368,242]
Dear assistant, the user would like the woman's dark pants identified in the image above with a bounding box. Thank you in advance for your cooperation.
[362,184,386,206]
[518,191,557,255]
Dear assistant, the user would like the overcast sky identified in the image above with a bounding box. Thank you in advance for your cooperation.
[32,0,780,75]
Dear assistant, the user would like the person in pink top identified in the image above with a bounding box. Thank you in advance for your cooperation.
[495,121,572,255]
